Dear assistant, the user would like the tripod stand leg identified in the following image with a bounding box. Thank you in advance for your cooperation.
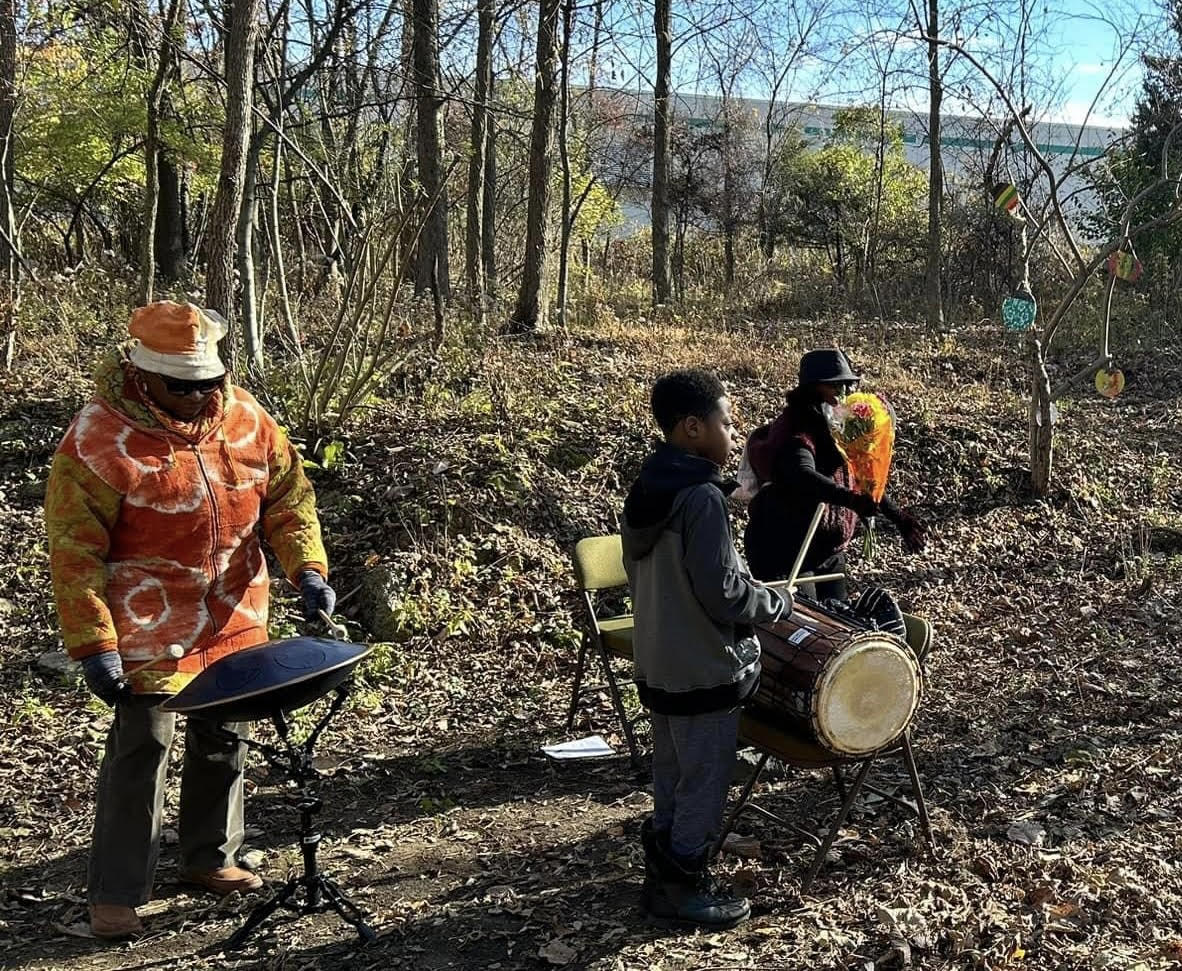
[320,876,377,943]
[225,879,299,950]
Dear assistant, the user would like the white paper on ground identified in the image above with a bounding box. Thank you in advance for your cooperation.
[542,734,616,760]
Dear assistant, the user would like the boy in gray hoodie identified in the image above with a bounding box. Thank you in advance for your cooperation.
[622,369,789,928]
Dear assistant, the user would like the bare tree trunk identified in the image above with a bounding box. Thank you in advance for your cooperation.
[206,0,262,371]
[156,152,187,281]
[140,0,183,305]
[587,0,604,98]
[237,136,264,374]
[466,0,494,321]
[482,110,497,298]
[1028,335,1053,496]
[721,99,735,287]
[925,0,944,330]
[412,0,449,303]
[507,0,560,332]
[0,0,17,369]
[266,141,300,347]
[651,0,672,305]
[555,0,574,328]
[866,58,891,300]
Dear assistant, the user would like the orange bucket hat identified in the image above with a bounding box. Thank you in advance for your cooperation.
[128,301,227,381]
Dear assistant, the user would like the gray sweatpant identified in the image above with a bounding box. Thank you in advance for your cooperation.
[88,697,250,907]
[649,707,740,861]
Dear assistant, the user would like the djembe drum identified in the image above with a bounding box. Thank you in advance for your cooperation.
[751,599,921,756]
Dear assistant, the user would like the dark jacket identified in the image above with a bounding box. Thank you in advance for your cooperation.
[743,388,900,581]
[621,444,788,715]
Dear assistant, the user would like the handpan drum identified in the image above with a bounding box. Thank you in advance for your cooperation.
[161,637,373,722]
[752,601,921,757]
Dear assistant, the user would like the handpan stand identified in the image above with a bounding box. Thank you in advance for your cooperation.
[162,636,376,949]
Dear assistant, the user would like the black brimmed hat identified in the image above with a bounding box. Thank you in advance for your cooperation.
[799,348,860,386]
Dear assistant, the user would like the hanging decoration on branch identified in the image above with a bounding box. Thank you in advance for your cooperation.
[991,183,1024,221]
[1106,250,1143,283]
[1095,367,1125,399]
[1001,292,1037,332]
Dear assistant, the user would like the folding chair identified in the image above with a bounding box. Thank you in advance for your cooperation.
[567,535,645,768]
[719,612,937,895]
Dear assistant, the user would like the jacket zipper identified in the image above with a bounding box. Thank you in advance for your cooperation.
[192,443,221,672]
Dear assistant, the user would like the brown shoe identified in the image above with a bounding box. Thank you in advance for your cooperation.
[181,866,264,896]
[89,903,144,939]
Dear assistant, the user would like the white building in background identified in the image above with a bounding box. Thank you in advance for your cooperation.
[591,87,1124,231]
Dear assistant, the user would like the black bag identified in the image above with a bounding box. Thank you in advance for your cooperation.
[851,586,906,638]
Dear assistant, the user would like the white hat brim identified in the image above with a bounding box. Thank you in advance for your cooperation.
[129,341,226,381]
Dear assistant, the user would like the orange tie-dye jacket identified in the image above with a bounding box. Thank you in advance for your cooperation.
[45,351,328,694]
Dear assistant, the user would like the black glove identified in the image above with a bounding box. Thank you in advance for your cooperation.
[848,491,879,520]
[80,652,127,707]
[298,570,337,623]
[895,509,928,553]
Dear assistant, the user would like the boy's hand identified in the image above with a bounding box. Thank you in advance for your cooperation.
[775,587,793,619]
[80,652,127,707]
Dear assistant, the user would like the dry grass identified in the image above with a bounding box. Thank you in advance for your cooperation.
[1,301,1180,970]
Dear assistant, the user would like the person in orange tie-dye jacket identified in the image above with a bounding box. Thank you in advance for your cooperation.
[45,301,335,940]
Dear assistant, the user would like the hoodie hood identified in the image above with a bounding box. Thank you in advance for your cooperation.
[622,444,734,559]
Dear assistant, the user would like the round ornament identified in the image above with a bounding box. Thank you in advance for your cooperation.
[1001,294,1037,332]
[1095,367,1125,399]
[1106,251,1143,283]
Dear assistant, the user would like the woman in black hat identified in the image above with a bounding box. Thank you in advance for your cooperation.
[742,348,926,599]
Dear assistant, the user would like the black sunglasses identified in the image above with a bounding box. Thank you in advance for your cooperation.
[162,375,223,396]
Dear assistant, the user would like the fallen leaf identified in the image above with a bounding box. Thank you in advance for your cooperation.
[721,832,762,860]
[53,922,94,939]
[1007,820,1046,846]
[538,939,578,965]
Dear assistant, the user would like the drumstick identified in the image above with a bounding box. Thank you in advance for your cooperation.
[318,609,349,640]
[766,573,845,591]
[116,643,185,694]
[784,504,826,591]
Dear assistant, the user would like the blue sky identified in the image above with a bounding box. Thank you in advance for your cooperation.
[643,0,1163,131]
[1041,0,1158,126]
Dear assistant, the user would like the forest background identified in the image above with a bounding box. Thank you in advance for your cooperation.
[1,0,1182,968]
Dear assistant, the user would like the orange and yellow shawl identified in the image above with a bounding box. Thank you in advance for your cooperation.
[45,350,328,694]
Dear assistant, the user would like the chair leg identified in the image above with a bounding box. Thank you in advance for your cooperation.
[598,641,642,770]
[565,632,591,731]
[800,758,874,896]
[712,752,771,858]
[900,731,937,858]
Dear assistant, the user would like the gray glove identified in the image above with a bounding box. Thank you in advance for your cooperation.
[80,652,127,707]
[298,570,337,623]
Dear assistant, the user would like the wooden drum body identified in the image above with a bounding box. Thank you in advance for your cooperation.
[752,601,921,756]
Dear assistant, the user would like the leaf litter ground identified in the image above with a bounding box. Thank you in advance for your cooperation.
[0,317,1180,971]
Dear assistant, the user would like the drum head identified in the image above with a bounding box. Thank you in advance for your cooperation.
[812,635,920,756]
[161,637,373,721]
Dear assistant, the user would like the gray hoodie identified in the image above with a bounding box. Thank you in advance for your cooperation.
[621,444,789,715]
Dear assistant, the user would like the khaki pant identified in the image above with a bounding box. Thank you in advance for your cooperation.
[88,697,250,907]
